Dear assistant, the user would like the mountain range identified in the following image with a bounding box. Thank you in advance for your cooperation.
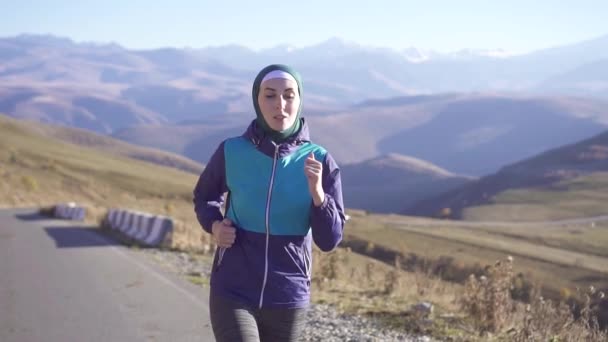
[2,33,608,127]
[114,94,608,175]
[3,33,608,216]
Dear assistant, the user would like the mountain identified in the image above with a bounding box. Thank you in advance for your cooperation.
[310,94,608,175]
[368,95,608,175]
[0,35,257,127]
[537,58,608,98]
[4,33,608,134]
[194,34,608,93]
[112,119,247,163]
[341,153,474,213]
[115,94,608,176]
[0,85,167,134]
[405,128,608,220]
[514,34,608,82]
[4,33,608,177]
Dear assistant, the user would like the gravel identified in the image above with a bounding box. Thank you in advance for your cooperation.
[133,248,438,342]
[302,303,434,342]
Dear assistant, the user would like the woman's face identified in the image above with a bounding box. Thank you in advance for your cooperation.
[257,77,300,132]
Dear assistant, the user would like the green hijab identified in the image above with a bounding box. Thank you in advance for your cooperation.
[252,64,303,143]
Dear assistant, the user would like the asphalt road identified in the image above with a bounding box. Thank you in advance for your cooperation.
[0,208,214,342]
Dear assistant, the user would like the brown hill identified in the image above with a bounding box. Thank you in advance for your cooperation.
[341,153,474,213]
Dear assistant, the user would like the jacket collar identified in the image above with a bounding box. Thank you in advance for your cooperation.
[243,118,311,158]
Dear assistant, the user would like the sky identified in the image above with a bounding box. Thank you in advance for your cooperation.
[2,0,608,54]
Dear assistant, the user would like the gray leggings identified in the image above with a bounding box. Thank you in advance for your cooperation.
[209,293,308,342]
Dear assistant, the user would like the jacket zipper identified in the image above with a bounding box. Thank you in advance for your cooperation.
[259,144,279,308]
[216,247,226,269]
[303,246,311,279]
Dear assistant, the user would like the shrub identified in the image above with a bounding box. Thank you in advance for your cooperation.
[511,287,607,341]
[365,241,375,254]
[461,256,607,340]
[384,268,401,295]
[44,159,59,172]
[8,149,17,163]
[461,257,515,332]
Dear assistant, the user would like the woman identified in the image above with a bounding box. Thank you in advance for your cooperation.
[193,64,345,341]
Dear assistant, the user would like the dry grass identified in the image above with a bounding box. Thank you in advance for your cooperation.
[383,221,608,274]
[357,213,608,296]
[310,249,608,341]
[310,247,466,337]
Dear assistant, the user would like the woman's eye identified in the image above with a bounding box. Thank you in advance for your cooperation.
[265,94,275,99]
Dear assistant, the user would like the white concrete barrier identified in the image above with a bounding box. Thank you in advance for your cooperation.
[54,202,86,221]
[107,209,118,226]
[134,215,154,241]
[105,209,173,248]
[143,216,173,247]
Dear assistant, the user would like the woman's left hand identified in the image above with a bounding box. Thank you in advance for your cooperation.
[305,152,325,206]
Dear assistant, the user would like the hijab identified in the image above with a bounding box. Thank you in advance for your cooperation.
[252,64,303,143]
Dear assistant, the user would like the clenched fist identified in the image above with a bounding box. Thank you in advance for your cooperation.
[211,218,236,248]
[304,152,325,207]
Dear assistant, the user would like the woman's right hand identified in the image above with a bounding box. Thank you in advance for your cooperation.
[211,218,236,248]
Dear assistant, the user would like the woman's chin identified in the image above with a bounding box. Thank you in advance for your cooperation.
[270,123,290,132]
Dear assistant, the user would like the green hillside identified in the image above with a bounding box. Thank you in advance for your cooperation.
[408,128,608,222]
[464,172,608,221]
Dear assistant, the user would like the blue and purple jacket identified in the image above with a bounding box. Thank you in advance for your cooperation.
[193,118,345,309]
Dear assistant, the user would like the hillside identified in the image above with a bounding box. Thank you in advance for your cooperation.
[0,113,200,202]
[341,153,474,213]
[20,116,204,174]
[405,128,608,221]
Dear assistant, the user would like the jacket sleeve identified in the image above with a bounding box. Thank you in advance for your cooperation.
[193,141,228,234]
[310,151,345,252]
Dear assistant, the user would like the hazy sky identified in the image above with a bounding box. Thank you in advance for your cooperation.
[2,0,608,53]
